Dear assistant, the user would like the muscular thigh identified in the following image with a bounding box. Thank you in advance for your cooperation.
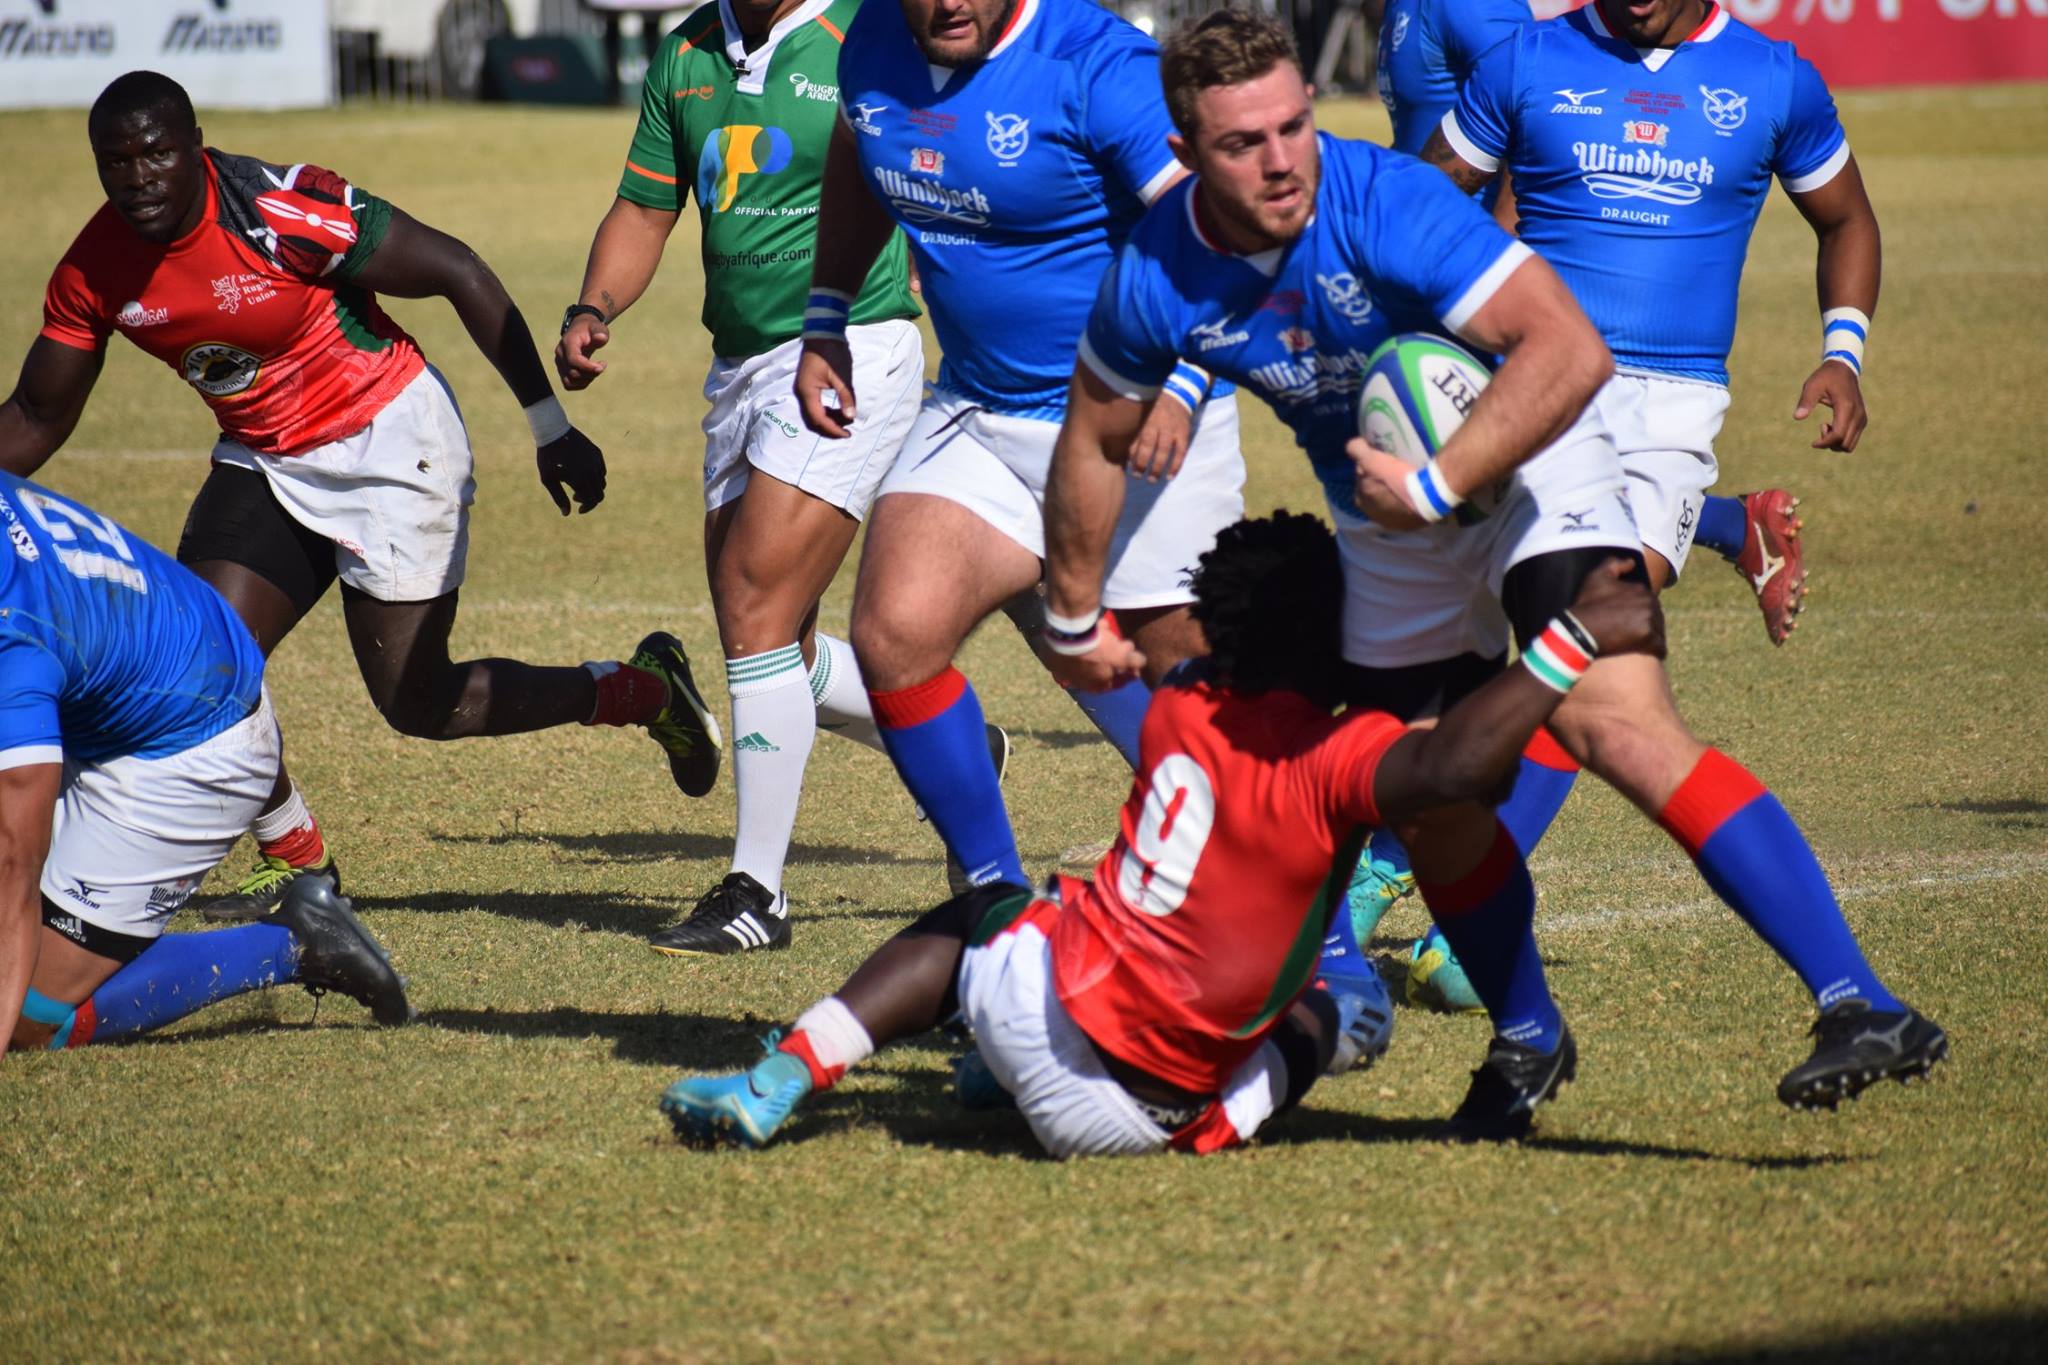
[851,492,1042,688]
[708,469,862,656]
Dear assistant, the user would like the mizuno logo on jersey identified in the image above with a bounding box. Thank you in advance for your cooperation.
[1190,317,1250,352]
[871,167,992,227]
[1551,87,1606,113]
[850,102,885,135]
[1573,142,1716,205]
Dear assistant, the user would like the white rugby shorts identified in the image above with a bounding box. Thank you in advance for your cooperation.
[39,692,283,943]
[1594,369,1732,579]
[958,901,1284,1159]
[211,364,476,602]
[876,387,1247,610]
[1334,400,1640,668]
[701,320,925,518]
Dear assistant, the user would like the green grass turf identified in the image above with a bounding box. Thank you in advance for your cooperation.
[2,86,2046,1361]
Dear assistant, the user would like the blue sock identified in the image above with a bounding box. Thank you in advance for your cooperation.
[1062,676,1149,771]
[1417,824,1562,1053]
[1500,731,1582,857]
[871,667,1027,889]
[64,924,298,1045]
[1316,839,1379,996]
[1369,828,1412,881]
[1695,494,1747,560]
[1660,749,1901,1012]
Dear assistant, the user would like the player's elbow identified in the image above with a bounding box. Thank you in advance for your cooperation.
[1553,322,1613,410]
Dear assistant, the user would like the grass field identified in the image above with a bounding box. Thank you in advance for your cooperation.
[1,85,2045,1362]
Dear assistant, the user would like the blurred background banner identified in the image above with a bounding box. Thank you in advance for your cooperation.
[1533,0,2048,87]
[0,0,332,109]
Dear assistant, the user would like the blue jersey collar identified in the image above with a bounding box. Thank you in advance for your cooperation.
[1183,182,1303,277]
[1579,1,1728,72]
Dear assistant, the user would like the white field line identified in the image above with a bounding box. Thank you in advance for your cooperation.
[1540,849,2048,935]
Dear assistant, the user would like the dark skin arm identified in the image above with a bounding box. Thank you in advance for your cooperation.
[1371,560,1664,823]
[1786,155,1880,451]
[349,209,607,515]
[0,762,60,1060]
[1420,124,1499,197]
[0,339,105,479]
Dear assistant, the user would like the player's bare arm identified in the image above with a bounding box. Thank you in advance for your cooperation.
[1043,365,1152,691]
[1349,254,1611,529]
[348,209,607,515]
[0,761,60,1057]
[557,198,682,392]
[795,120,901,438]
[1788,154,1880,452]
[1371,559,1663,823]
[1419,124,1498,197]
[0,339,104,479]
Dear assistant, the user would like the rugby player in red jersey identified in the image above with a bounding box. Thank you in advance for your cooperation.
[0,72,721,919]
[659,512,1665,1154]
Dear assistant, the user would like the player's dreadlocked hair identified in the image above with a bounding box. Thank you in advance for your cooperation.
[1160,9,1302,137]
[89,71,198,138]
[1190,511,1346,706]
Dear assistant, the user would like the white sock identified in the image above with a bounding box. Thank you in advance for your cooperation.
[726,644,817,896]
[808,632,884,752]
[252,781,312,843]
[793,996,875,1075]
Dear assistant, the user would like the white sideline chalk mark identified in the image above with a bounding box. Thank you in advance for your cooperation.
[1542,851,2048,935]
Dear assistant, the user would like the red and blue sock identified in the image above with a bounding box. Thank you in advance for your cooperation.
[1695,494,1748,561]
[1061,674,1150,771]
[1499,728,1582,857]
[1417,823,1563,1053]
[1658,749,1900,1012]
[51,924,298,1047]
[870,667,1027,890]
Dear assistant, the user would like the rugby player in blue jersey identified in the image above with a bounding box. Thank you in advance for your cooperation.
[1,474,409,1057]
[1044,10,1944,1113]
[792,0,1249,892]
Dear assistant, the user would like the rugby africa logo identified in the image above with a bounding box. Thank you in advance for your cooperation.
[698,125,795,212]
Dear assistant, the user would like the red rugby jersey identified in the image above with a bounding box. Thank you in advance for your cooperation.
[40,150,424,455]
[1051,668,1407,1094]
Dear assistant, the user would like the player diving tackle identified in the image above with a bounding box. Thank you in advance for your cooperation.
[658,513,1665,1154]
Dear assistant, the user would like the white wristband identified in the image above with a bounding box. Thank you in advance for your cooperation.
[1402,462,1462,524]
[1043,624,1102,657]
[525,394,570,446]
[1821,306,1869,376]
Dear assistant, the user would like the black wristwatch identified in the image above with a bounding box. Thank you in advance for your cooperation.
[561,303,607,335]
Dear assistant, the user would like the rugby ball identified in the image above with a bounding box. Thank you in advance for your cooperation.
[1355,333,1501,517]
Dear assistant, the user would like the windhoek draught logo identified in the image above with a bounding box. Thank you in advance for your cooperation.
[182,342,262,397]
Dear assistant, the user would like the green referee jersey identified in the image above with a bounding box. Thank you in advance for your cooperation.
[619,0,917,359]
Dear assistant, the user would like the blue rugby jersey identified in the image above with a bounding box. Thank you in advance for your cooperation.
[0,473,264,769]
[835,0,1188,418]
[1378,0,1532,155]
[1442,3,1849,382]
[1079,133,1529,514]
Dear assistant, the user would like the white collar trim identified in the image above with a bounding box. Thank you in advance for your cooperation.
[1183,186,1294,277]
[1582,1,1725,69]
[719,0,835,93]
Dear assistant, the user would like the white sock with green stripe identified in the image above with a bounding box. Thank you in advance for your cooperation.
[727,644,816,896]
[808,632,884,752]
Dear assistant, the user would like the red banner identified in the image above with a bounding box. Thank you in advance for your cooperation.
[1533,0,2048,86]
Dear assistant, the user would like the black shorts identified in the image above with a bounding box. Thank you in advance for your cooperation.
[1338,546,1649,721]
[41,895,153,964]
[177,462,338,618]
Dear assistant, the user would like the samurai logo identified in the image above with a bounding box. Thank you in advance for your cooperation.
[985,112,1029,166]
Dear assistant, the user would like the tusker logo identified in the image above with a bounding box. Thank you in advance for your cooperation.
[1574,141,1715,205]
[698,125,795,212]
[182,342,262,397]
[871,167,992,227]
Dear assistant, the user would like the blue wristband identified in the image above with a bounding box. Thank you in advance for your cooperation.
[802,288,854,341]
[1160,361,1211,415]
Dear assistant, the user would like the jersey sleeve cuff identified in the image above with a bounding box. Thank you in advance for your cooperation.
[1781,140,1851,195]
[37,324,104,353]
[1077,332,1162,402]
[1136,160,1183,207]
[0,744,62,773]
[1442,240,1533,335]
[1440,110,1502,175]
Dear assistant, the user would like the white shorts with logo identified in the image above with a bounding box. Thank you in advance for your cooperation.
[211,364,477,602]
[1594,369,1732,580]
[958,908,1284,1159]
[39,693,283,944]
[877,387,1248,610]
[702,319,925,518]
[1335,402,1640,668]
